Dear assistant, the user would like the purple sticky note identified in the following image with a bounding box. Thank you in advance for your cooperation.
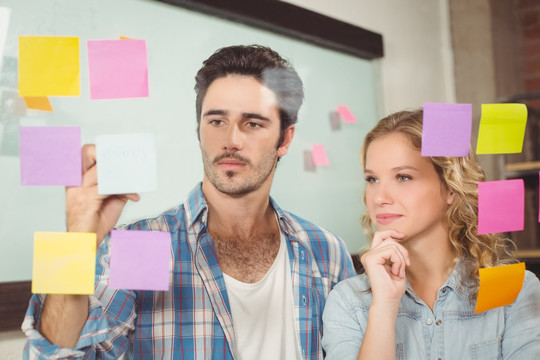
[19,126,81,186]
[421,103,472,156]
[337,105,357,123]
[478,179,524,235]
[87,39,149,100]
[109,230,171,291]
[312,144,329,166]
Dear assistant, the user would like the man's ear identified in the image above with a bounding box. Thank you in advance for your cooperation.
[277,126,295,158]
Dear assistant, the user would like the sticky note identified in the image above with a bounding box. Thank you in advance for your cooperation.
[312,144,329,166]
[304,150,315,172]
[337,105,357,123]
[109,230,171,291]
[32,232,96,294]
[18,36,80,97]
[0,8,10,72]
[476,104,527,154]
[478,179,524,234]
[421,103,472,156]
[19,126,82,186]
[23,97,53,112]
[87,39,149,100]
[329,111,341,131]
[475,262,525,313]
[96,133,157,194]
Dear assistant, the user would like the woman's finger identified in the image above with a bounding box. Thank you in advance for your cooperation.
[371,230,405,249]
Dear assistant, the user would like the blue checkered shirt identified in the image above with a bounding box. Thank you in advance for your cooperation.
[22,183,355,359]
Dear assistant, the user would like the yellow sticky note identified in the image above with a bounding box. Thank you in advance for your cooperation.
[19,36,80,97]
[32,232,96,294]
[23,97,53,112]
[476,103,527,154]
[475,262,525,313]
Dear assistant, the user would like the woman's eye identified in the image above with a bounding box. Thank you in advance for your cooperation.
[397,174,412,182]
[365,176,378,183]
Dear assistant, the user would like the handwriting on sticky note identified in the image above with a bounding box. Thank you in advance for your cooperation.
[19,126,82,186]
[475,262,525,313]
[478,179,524,235]
[476,103,527,154]
[18,36,80,97]
[312,144,329,166]
[32,232,96,294]
[87,39,149,100]
[109,230,171,291]
[421,103,472,156]
[96,133,157,195]
[337,105,357,123]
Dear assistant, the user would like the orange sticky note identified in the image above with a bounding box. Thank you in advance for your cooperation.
[23,97,53,112]
[475,262,525,313]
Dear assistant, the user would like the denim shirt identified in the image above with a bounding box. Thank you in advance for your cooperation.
[322,264,540,360]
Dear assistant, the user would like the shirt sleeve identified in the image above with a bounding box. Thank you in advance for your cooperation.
[502,270,540,359]
[22,234,138,359]
[322,280,367,360]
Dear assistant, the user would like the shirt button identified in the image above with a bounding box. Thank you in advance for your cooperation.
[301,251,305,260]
[302,295,307,305]
[436,319,442,325]
[426,319,433,325]
[441,288,447,293]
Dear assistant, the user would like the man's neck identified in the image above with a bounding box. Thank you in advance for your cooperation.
[201,178,276,237]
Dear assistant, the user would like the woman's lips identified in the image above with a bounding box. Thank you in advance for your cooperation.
[376,213,403,225]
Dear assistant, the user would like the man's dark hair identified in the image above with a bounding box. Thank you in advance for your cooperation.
[195,45,304,146]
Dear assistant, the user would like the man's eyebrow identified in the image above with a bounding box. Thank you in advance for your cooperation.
[242,113,271,121]
[202,109,228,117]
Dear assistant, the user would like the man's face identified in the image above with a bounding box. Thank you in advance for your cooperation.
[199,75,292,196]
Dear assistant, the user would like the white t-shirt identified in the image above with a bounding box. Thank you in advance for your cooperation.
[223,231,301,360]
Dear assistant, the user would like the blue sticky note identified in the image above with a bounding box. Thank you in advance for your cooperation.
[96,133,157,195]
[19,126,82,186]
[421,103,472,156]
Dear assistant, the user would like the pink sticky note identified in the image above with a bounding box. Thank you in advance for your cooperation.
[337,105,357,123]
[87,39,149,100]
[19,126,82,186]
[312,144,329,166]
[421,103,472,156]
[109,230,171,291]
[478,179,524,235]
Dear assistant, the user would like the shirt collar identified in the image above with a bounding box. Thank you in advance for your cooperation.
[184,183,293,239]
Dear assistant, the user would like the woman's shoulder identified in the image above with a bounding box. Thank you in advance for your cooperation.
[328,273,373,310]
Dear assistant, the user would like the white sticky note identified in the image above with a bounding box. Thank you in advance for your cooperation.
[96,133,157,195]
[0,8,11,72]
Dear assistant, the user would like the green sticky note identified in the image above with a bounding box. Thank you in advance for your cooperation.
[476,103,527,154]
[32,232,96,294]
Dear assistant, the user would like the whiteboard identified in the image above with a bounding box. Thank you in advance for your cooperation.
[0,0,380,282]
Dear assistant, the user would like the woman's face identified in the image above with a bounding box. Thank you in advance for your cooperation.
[364,132,454,243]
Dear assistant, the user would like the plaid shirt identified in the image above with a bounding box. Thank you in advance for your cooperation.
[23,183,355,359]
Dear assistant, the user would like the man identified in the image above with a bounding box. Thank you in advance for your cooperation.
[22,45,354,359]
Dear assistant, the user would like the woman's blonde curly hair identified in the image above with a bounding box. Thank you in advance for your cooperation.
[360,109,516,287]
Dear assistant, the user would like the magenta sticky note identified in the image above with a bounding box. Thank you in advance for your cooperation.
[478,179,524,235]
[109,230,171,291]
[19,126,82,186]
[87,39,149,100]
[312,144,329,166]
[337,105,357,123]
[421,103,472,156]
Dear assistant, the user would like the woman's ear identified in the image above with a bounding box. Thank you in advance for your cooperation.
[447,190,455,205]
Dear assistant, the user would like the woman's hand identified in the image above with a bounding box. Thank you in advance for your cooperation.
[361,230,410,306]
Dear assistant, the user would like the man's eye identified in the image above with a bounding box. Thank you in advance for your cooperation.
[209,119,223,126]
[247,122,262,128]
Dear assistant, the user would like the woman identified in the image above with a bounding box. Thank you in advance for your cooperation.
[322,109,540,359]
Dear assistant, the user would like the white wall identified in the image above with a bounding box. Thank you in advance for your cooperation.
[0,0,456,354]
[281,0,456,114]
